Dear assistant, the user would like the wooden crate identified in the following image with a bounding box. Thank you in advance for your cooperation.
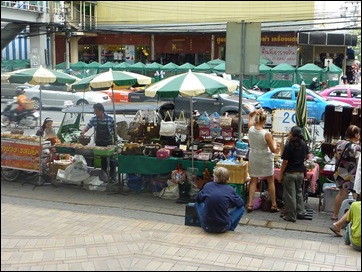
[216,162,248,184]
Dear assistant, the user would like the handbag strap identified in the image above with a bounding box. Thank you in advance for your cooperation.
[177,111,186,124]
[335,142,352,170]
[163,110,173,121]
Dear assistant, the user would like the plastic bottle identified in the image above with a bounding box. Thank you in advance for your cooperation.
[228,150,232,160]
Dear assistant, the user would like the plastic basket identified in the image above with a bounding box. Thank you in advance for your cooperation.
[23,101,34,110]
[93,147,115,156]
[216,162,248,184]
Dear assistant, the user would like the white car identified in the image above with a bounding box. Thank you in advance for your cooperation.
[24,84,111,109]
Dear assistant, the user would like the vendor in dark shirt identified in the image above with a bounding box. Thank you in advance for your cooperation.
[195,166,245,233]
[278,126,311,222]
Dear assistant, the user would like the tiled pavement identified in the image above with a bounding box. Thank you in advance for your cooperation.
[1,179,361,271]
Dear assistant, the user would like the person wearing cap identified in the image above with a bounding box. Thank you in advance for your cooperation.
[309,77,320,91]
[278,126,311,222]
[36,117,56,138]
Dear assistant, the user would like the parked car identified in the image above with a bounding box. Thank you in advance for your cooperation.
[256,86,352,123]
[318,85,361,107]
[233,86,264,99]
[1,82,33,99]
[23,84,111,110]
[128,89,270,129]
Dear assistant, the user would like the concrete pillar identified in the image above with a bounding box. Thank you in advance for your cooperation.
[70,37,80,63]
[151,35,155,61]
[211,35,215,60]
[29,25,47,67]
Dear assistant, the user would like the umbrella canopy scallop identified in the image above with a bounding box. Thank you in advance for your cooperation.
[145,70,238,98]
[1,66,79,85]
[71,69,152,90]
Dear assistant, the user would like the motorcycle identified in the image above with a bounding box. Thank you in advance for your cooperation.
[1,97,39,128]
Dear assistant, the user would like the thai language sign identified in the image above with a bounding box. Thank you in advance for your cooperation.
[260,46,297,66]
[1,141,41,171]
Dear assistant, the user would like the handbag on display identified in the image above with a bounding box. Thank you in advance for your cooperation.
[156,148,171,159]
[221,127,233,138]
[159,110,176,137]
[210,127,222,138]
[209,112,221,128]
[199,126,211,137]
[196,111,210,126]
[144,110,160,139]
[143,143,162,157]
[121,142,143,155]
[128,110,145,138]
[172,148,184,157]
[175,110,190,135]
[220,112,233,128]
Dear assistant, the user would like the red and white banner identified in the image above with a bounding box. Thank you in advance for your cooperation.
[260,46,297,66]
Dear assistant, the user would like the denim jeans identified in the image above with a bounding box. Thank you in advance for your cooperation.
[195,202,245,233]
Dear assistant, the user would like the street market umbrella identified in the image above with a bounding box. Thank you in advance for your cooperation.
[145,70,238,168]
[71,69,152,142]
[1,66,79,185]
[296,82,311,142]
[207,58,225,67]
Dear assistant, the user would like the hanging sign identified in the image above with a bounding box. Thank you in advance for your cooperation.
[271,108,296,135]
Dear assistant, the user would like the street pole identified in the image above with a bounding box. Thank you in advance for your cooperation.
[64,4,70,72]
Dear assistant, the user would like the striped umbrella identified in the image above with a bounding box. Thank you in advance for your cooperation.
[145,70,238,168]
[71,69,152,142]
[296,82,311,141]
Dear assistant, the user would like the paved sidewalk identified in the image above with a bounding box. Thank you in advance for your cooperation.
[1,179,361,271]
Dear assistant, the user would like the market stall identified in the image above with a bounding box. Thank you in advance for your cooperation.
[1,133,54,185]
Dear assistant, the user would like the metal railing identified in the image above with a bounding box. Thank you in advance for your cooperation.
[1,1,48,13]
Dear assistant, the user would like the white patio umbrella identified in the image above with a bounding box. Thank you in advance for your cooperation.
[145,70,238,168]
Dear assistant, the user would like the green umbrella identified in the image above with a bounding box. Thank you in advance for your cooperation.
[212,62,225,73]
[145,70,238,168]
[296,82,311,141]
[1,66,79,185]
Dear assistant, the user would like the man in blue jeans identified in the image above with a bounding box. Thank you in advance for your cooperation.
[195,166,245,233]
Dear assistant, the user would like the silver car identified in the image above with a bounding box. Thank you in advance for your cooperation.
[24,84,111,109]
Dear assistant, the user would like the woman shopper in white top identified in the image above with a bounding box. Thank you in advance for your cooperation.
[246,109,280,213]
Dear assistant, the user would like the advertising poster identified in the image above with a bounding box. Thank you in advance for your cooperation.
[1,141,41,171]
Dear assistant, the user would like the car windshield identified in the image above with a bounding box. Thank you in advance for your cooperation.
[307,89,328,101]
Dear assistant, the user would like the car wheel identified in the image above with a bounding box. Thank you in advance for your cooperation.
[76,99,89,106]
[26,115,38,129]
[2,116,10,127]
[32,98,41,110]
[1,168,19,181]
[263,108,272,114]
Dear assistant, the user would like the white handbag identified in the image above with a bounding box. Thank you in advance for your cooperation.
[159,111,176,137]
[175,110,190,134]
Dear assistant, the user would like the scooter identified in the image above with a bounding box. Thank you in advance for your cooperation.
[1,97,39,128]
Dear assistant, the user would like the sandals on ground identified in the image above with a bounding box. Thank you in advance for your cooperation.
[270,205,280,213]
[247,204,253,213]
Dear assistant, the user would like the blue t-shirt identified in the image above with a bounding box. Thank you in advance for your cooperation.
[196,182,244,229]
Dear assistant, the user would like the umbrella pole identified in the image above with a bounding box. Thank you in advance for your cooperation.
[38,84,42,186]
[190,97,194,169]
[112,85,117,140]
